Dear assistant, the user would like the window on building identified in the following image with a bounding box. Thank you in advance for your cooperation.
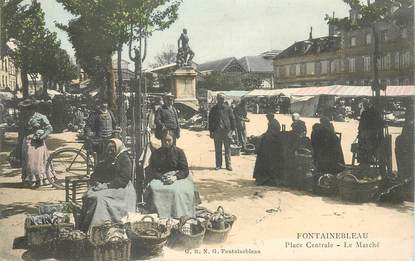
[350,36,357,47]
[296,64,301,76]
[341,59,348,72]
[404,79,410,85]
[401,51,411,68]
[300,64,306,75]
[380,30,388,42]
[315,62,321,75]
[4,59,7,72]
[330,60,338,73]
[349,57,356,72]
[306,62,315,75]
[363,56,371,72]
[289,64,296,76]
[278,66,286,78]
[381,53,391,70]
[394,52,400,69]
[365,33,372,45]
[321,60,328,75]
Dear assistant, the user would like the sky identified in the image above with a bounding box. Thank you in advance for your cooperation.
[38,0,350,68]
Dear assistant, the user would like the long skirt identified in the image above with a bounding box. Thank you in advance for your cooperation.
[80,182,136,233]
[21,137,50,182]
[145,176,197,219]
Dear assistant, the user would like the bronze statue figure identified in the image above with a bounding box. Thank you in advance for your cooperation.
[177,28,194,67]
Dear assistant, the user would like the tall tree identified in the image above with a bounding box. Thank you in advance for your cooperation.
[1,0,48,98]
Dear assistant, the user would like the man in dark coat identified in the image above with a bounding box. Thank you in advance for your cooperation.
[154,94,180,144]
[85,99,118,139]
[208,93,236,171]
[233,99,249,149]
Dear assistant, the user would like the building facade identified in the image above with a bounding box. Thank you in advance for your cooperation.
[0,56,21,92]
[273,1,414,88]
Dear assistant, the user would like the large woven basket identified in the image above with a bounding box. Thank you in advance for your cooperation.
[169,217,205,250]
[24,216,74,249]
[126,216,170,259]
[338,166,381,202]
[204,222,232,244]
[87,238,131,261]
[54,229,88,260]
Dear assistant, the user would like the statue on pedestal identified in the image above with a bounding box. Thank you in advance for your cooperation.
[177,28,194,67]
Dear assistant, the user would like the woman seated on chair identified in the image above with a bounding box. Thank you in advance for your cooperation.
[80,138,136,233]
[144,129,197,219]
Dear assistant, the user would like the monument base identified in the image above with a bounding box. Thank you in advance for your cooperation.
[172,67,199,111]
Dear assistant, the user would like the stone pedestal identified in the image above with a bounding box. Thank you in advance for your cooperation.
[172,66,199,110]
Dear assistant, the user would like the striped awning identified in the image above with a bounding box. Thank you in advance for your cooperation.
[245,85,415,97]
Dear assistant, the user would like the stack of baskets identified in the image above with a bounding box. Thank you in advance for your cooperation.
[87,222,131,261]
[126,216,170,259]
[169,217,206,249]
[337,165,381,202]
[204,206,236,244]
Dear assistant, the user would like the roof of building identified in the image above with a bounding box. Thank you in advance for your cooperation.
[275,36,341,60]
[260,49,282,59]
[238,56,273,73]
[197,57,245,72]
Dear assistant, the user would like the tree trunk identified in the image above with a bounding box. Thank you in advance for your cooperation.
[117,44,127,142]
[102,54,117,111]
[42,77,48,98]
[21,66,29,98]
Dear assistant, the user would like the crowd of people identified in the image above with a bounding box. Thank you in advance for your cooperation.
[4,91,413,235]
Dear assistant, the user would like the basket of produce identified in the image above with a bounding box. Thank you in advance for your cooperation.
[203,206,234,244]
[87,222,131,261]
[126,216,170,258]
[337,165,381,202]
[54,228,88,260]
[169,217,205,249]
[230,144,242,156]
[25,213,74,249]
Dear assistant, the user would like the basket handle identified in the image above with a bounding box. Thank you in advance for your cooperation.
[179,217,200,228]
[216,206,225,214]
[141,215,155,222]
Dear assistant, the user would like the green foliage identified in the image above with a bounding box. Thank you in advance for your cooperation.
[56,0,182,106]
[325,0,410,30]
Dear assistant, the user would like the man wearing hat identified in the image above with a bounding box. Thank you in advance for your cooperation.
[208,93,236,171]
[154,93,180,144]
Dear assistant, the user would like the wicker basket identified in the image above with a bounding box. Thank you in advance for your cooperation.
[90,222,126,245]
[87,239,131,261]
[54,229,88,260]
[126,216,170,259]
[204,222,232,244]
[24,216,74,249]
[169,217,205,250]
[338,167,381,202]
[230,144,242,156]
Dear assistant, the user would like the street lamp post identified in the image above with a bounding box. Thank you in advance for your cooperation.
[128,27,148,203]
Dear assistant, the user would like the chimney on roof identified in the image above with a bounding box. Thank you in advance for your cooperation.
[309,26,313,40]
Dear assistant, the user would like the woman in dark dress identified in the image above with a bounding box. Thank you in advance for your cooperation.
[144,130,197,218]
[253,119,284,186]
[80,138,136,233]
[311,121,345,174]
